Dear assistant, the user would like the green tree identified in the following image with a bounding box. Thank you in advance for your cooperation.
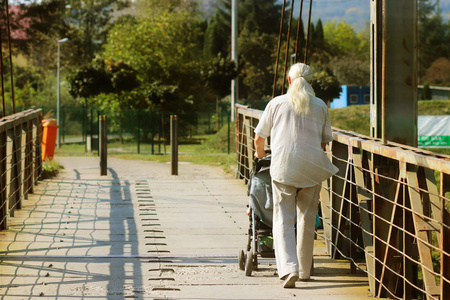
[418,0,450,82]
[311,67,342,106]
[204,0,283,58]
[67,65,113,100]
[104,4,204,99]
[203,16,227,58]
[331,56,370,86]
[311,19,325,52]
[324,20,362,57]
[423,57,450,86]
[322,20,370,86]
[203,54,237,98]
[239,28,278,101]
[65,0,128,63]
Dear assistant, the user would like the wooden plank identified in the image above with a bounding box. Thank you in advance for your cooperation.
[353,152,376,294]
[331,141,349,259]
[236,112,246,180]
[377,170,403,298]
[7,128,15,218]
[441,172,450,300]
[332,131,450,175]
[320,177,333,255]
[0,131,7,230]
[332,159,351,259]
[34,113,43,184]
[0,109,42,132]
[244,118,253,174]
[406,166,439,299]
[424,168,442,241]
[24,119,33,197]
[13,124,23,210]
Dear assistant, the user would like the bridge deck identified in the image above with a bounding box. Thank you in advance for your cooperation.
[0,157,375,299]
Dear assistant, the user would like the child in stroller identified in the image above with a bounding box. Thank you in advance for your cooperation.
[238,154,274,276]
[238,154,321,276]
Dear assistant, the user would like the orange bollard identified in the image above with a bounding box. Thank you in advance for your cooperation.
[42,119,59,161]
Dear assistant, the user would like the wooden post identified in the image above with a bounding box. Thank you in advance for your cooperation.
[441,172,450,299]
[35,112,43,184]
[170,115,178,176]
[0,131,7,230]
[99,115,107,176]
[216,97,220,133]
[370,0,417,146]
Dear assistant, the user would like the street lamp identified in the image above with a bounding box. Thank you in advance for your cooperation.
[57,37,69,148]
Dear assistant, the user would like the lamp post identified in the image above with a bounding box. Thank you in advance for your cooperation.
[57,37,69,149]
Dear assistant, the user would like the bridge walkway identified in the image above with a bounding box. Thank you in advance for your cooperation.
[0,157,375,299]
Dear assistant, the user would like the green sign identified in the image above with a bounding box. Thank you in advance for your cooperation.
[418,135,450,147]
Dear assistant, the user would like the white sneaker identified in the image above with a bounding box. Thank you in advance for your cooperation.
[282,272,299,288]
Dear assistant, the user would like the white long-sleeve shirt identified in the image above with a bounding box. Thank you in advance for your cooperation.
[254,94,338,188]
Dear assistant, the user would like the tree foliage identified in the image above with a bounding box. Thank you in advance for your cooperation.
[324,20,366,58]
[418,0,450,82]
[103,2,205,114]
[331,56,370,86]
[202,54,237,98]
[312,67,342,106]
[423,57,450,86]
[68,65,113,100]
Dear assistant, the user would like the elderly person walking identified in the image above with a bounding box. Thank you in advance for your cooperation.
[254,63,338,288]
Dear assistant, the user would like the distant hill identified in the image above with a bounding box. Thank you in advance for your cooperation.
[201,0,450,32]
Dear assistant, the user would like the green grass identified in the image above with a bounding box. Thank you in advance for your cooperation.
[329,100,450,155]
[330,104,371,136]
[53,100,449,173]
[112,126,237,173]
[54,126,238,174]
[41,159,64,179]
[329,100,450,136]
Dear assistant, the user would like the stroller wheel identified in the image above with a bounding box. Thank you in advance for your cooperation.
[238,250,245,270]
[245,251,254,276]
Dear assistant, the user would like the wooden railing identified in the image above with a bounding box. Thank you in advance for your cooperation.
[0,108,43,230]
[235,104,450,300]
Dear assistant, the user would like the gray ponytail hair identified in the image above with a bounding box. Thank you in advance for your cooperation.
[287,63,315,115]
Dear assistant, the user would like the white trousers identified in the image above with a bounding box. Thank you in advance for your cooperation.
[272,180,321,280]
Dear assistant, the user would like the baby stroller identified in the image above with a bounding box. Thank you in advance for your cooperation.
[238,154,275,276]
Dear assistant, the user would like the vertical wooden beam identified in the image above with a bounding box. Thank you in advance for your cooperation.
[423,168,441,244]
[24,119,33,196]
[12,124,22,210]
[34,112,42,184]
[371,0,417,146]
[441,172,450,300]
[371,155,399,297]
[320,175,333,254]
[376,167,404,298]
[0,131,7,230]
[236,109,245,180]
[353,151,376,294]
[348,147,360,274]
[407,165,440,299]
[330,141,348,259]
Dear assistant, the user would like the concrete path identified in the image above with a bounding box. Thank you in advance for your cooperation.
[0,157,374,299]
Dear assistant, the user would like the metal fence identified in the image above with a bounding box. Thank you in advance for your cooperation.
[0,108,43,230]
[235,104,450,300]
[39,105,231,154]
